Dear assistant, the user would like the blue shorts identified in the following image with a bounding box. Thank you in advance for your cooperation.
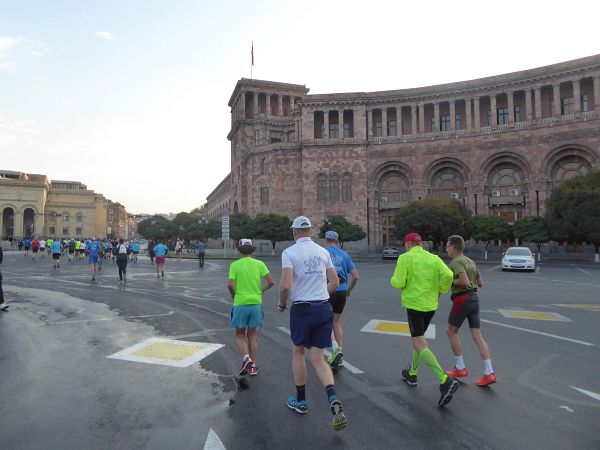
[88,254,99,265]
[290,302,333,349]
[230,304,263,329]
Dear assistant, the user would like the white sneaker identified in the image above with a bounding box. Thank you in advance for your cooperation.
[0,303,9,311]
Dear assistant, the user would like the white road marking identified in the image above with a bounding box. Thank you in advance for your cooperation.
[480,319,594,346]
[49,311,175,325]
[559,406,574,413]
[575,267,593,276]
[277,327,365,374]
[204,428,226,450]
[570,386,600,401]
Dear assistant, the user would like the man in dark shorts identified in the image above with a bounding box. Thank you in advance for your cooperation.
[31,237,40,260]
[323,230,359,367]
[445,235,496,386]
[51,240,62,269]
[197,241,205,268]
[390,232,457,408]
[279,216,347,431]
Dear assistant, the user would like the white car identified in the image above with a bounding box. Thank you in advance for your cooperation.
[502,247,536,272]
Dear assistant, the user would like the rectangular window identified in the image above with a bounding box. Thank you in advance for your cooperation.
[270,137,281,143]
[561,97,574,115]
[440,115,450,131]
[374,121,382,137]
[514,105,521,123]
[430,117,435,132]
[63,227,69,236]
[329,178,340,201]
[343,122,350,138]
[497,107,508,125]
[342,176,352,201]
[76,227,82,236]
[329,123,339,139]
[455,114,461,130]
[76,214,83,222]
[62,213,69,221]
[260,187,269,205]
[387,120,396,136]
[581,94,589,112]
[49,226,55,235]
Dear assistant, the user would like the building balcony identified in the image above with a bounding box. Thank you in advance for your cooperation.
[489,194,525,205]
[378,199,410,210]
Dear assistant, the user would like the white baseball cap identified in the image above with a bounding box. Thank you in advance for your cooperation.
[290,216,312,229]
[238,238,253,247]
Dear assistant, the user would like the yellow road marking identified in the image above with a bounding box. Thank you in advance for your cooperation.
[361,319,436,338]
[132,342,206,361]
[498,309,570,322]
[375,322,411,334]
[555,304,600,310]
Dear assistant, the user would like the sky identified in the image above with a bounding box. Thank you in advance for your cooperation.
[1,0,599,214]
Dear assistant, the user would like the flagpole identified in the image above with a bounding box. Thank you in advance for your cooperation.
[251,41,254,80]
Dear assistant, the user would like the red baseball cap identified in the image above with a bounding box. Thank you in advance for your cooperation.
[403,232,422,244]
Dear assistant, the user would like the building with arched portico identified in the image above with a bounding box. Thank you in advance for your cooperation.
[205,54,600,249]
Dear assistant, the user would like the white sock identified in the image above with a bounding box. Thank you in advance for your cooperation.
[483,359,493,375]
[243,353,250,361]
[454,355,465,370]
[332,340,338,351]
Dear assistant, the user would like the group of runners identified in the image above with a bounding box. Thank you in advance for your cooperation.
[226,215,496,432]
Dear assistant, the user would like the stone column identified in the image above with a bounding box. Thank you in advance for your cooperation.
[507,91,514,125]
[367,109,373,140]
[396,107,402,136]
[411,104,417,135]
[278,95,283,117]
[450,100,456,131]
[14,212,22,239]
[534,87,542,121]
[594,77,600,113]
[466,98,472,131]
[490,94,497,128]
[553,83,561,117]
[339,109,345,139]
[572,79,581,114]
[290,96,295,112]
[253,92,258,117]
[265,94,271,116]
[418,103,425,134]
[382,108,387,138]
[34,213,43,237]
[433,102,440,133]
[323,110,329,141]
[525,89,532,122]
[474,97,480,130]
[240,92,246,119]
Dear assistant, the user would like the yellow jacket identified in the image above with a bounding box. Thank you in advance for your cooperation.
[390,246,453,312]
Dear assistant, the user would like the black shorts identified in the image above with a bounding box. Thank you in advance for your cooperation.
[328,291,347,314]
[32,248,39,253]
[52,253,61,260]
[406,309,436,337]
[448,293,481,328]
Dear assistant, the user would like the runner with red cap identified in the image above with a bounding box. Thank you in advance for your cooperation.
[390,232,459,408]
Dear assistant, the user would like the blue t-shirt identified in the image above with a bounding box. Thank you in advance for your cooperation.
[24,239,31,247]
[88,241,101,255]
[131,243,141,252]
[326,246,356,292]
[51,241,62,254]
[197,243,205,253]
[154,243,168,256]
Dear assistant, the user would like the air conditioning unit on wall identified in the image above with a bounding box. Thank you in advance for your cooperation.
[491,191,501,197]
[450,192,460,199]
[510,189,520,196]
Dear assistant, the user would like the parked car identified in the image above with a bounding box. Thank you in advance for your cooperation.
[502,247,536,272]
[382,246,402,259]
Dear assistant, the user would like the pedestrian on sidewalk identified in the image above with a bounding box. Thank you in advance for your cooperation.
[444,235,496,386]
[390,232,458,408]
[323,230,359,368]
[0,246,9,311]
[279,216,347,431]
[227,239,274,377]
[115,239,130,282]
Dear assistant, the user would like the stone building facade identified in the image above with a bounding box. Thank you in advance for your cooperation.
[205,55,600,248]
[0,171,123,240]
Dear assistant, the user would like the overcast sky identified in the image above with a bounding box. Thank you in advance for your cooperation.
[1,0,599,214]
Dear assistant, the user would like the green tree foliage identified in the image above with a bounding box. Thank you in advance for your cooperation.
[253,213,292,252]
[137,215,170,239]
[319,215,366,249]
[186,220,221,241]
[229,213,254,241]
[512,216,549,258]
[545,171,600,256]
[471,215,511,256]
[394,199,472,249]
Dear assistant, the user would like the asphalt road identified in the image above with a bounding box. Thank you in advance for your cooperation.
[0,252,598,450]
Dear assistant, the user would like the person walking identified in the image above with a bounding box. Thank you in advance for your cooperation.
[227,239,274,377]
[175,238,183,261]
[278,216,347,431]
[154,240,168,278]
[444,235,496,386]
[322,230,359,368]
[131,240,140,263]
[39,237,46,258]
[147,240,155,265]
[68,238,76,262]
[390,232,458,408]
[197,240,206,268]
[0,246,9,311]
[23,237,31,257]
[115,238,130,283]
[31,237,40,260]
[46,237,53,256]
[51,239,62,269]
[87,238,102,280]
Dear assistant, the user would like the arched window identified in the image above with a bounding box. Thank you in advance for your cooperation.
[260,158,268,175]
[431,168,464,198]
[342,173,352,201]
[317,174,328,201]
[378,171,410,202]
[490,165,523,195]
[551,155,590,185]
[329,173,340,202]
[76,213,83,222]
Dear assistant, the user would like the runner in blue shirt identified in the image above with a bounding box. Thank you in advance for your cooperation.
[323,231,359,368]
[131,241,141,263]
[154,241,168,278]
[87,238,102,280]
[23,238,31,257]
[51,240,62,269]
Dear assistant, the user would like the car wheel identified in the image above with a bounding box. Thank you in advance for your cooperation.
[501,268,507,272]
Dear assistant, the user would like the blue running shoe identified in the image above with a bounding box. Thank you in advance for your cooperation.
[287,396,308,414]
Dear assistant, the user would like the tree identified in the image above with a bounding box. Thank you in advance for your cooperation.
[471,215,511,260]
[394,199,472,251]
[545,171,600,262]
[319,215,366,249]
[137,215,170,239]
[186,220,221,241]
[229,213,254,241]
[253,213,292,255]
[512,216,549,261]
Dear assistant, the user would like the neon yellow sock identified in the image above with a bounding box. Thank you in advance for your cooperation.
[409,350,420,376]
[420,348,448,384]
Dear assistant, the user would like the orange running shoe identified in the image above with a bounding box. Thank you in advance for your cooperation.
[476,373,497,386]
[446,367,469,378]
